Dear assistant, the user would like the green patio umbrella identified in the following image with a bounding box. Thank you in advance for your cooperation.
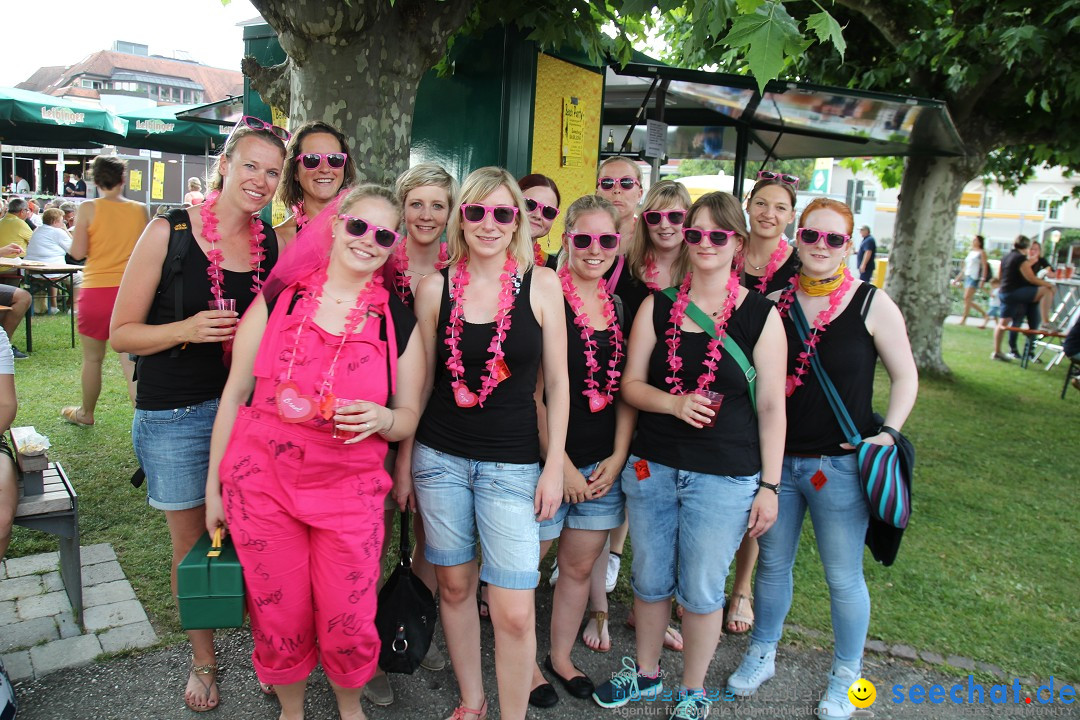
[0,86,128,147]
[119,103,230,155]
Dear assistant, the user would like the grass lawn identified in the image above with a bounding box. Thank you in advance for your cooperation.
[7,314,1079,680]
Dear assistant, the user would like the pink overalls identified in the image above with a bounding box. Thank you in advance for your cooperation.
[219,283,397,688]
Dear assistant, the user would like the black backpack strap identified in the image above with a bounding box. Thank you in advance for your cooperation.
[612,293,625,331]
[148,209,195,358]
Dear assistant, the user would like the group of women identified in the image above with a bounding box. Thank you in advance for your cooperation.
[106,112,917,720]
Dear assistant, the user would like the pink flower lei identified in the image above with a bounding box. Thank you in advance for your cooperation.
[558,266,624,412]
[664,269,741,395]
[642,255,662,292]
[534,242,547,268]
[393,238,450,305]
[291,200,308,230]
[776,267,853,396]
[751,237,790,293]
[200,190,268,300]
[277,267,385,419]
[444,254,518,408]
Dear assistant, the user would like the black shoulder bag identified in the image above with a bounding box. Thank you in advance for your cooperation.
[375,511,437,673]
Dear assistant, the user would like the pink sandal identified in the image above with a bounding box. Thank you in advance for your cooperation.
[445,698,487,720]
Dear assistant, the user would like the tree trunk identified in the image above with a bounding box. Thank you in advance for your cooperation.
[886,153,981,375]
[247,0,475,185]
[282,33,426,185]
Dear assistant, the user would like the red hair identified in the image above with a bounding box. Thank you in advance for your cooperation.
[799,198,854,234]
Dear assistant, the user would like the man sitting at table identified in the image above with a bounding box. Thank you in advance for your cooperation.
[0,199,32,252]
[0,245,30,360]
[27,208,80,315]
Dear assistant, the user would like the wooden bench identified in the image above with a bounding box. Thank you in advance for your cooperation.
[1001,327,1067,369]
[10,427,82,624]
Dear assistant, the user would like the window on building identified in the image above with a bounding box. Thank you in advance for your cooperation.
[1037,198,1062,221]
[865,188,877,200]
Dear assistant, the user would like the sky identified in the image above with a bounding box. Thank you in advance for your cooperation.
[0,0,261,87]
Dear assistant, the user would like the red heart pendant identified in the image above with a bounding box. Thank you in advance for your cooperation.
[588,393,609,413]
[454,384,479,408]
[275,381,317,423]
[319,393,336,421]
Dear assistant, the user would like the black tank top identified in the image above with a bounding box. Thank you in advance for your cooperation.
[999,250,1033,294]
[136,223,279,410]
[631,290,772,476]
[742,248,800,296]
[416,267,543,463]
[563,298,624,467]
[783,282,878,455]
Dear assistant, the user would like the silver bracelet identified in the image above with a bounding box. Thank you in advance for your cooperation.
[379,408,395,436]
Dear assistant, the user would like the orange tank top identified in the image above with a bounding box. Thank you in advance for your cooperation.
[83,199,147,288]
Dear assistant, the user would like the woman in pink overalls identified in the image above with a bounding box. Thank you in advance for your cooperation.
[205,184,425,720]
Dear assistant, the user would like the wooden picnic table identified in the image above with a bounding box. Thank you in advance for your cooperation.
[0,257,82,352]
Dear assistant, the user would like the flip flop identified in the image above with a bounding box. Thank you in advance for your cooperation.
[725,593,754,634]
[478,581,490,621]
[259,682,275,696]
[60,406,93,426]
[185,662,219,713]
[625,613,683,653]
[582,610,610,653]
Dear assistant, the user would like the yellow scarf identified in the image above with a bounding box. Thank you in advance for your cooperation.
[799,268,845,296]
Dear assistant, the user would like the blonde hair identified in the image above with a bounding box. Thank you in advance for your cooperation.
[339,183,402,224]
[627,180,692,280]
[672,191,748,281]
[395,163,458,210]
[555,195,619,270]
[187,177,202,191]
[209,126,287,192]
[445,166,532,270]
[597,155,642,182]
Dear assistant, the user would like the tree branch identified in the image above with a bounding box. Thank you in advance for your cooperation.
[241,56,292,112]
[949,62,1006,124]
[831,0,909,52]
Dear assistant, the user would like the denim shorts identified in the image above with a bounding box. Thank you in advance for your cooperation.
[963,275,980,289]
[539,461,626,542]
[620,455,758,614]
[132,397,219,511]
[411,442,541,590]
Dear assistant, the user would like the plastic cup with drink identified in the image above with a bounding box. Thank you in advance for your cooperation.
[696,390,724,428]
[332,398,360,440]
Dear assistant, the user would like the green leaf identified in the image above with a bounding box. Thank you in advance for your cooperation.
[805,10,846,59]
[721,4,802,93]
[736,0,765,13]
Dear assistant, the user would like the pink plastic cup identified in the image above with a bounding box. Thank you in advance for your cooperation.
[697,390,725,428]
[332,398,360,440]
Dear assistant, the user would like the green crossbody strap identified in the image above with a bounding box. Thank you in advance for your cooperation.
[661,287,757,410]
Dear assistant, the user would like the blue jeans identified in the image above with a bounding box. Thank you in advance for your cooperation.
[539,461,626,541]
[1000,285,1041,353]
[620,455,758,614]
[411,442,541,590]
[132,397,220,511]
[751,454,870,664]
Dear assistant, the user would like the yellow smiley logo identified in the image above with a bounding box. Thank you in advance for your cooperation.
[848,678,876,708]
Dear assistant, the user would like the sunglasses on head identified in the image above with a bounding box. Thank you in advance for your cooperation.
[797,228,850,249]
[299,152,348,170]
[525,197,560,221]
[597,176,640,191]
[235,115,291,142]
[460,203,519,225]
[643,209,686,226]
[567,231,620,251]
[338,214,402,248]
[757,170,799,187]
[683,227,738,246]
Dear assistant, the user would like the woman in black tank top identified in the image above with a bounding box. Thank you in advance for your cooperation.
[727,198,918,718]
[406,167,568,720]
[592,192,787,716]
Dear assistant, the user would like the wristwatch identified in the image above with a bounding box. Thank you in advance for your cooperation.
[757,480,780,495]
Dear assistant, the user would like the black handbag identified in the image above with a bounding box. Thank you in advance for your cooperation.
[374,511,437,673]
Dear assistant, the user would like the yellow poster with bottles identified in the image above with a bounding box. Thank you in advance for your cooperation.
[129,169,143,192]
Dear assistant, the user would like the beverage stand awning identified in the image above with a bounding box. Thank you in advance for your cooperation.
[119,103,232,155]
[0,87,128,147]
[602,62,965,198]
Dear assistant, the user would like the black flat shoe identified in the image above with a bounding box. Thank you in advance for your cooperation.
[528,682,559,708]
[544,655,594,699]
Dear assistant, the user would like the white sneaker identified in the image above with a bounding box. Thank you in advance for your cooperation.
[817,663,859,718]
[725,642,776,697]
[549,559,560,587]
[605,553,621,593]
